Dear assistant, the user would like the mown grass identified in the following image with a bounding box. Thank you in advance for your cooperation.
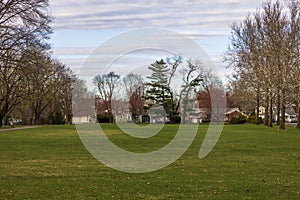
[0,124,300,199]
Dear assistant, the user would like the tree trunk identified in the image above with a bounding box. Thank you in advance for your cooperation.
[108,97,113,123]
[36,111,42,125]
[264,94,269,126]
[268,96,273,127]
[297,83,300,129]
[33,106,42,125]
[279,95,285,130]
[276,94,280,126]
[297,106,300,129]
[0,112,3,127]
[255,93,260,125]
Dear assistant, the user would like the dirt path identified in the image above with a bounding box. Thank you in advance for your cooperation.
[0,126,41,132]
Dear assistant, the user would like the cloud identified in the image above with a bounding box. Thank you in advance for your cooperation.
[50,0,264,30]
[52,46,94,56]
[49,0,271,81]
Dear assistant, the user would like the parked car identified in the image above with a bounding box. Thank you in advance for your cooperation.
[290,115,297,123]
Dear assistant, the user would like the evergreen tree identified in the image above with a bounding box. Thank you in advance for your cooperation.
[145,59,170,103]
[144,59,172,122]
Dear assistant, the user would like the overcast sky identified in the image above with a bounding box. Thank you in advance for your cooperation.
[49,0,275,81]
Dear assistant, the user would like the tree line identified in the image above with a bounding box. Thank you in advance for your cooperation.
[0,0,75,126]
[225,0,300,129]
[1,0,299,129]
[93,56,225,124]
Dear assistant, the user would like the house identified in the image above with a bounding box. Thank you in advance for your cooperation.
[115,106,132,123]
[184,108,201,124]
[198,108,210,120]
[147,105,167,124]
[275,113,297,123]
[72,111,95,124]
[225,108,246,122]
[259,105,296,122]
[72,115,92,124]
[258,106,266,119]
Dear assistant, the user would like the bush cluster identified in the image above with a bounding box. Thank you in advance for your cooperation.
[246,116,264,124]
[169,115,181,124]
[97,114,113,123]
[229,115,247,124]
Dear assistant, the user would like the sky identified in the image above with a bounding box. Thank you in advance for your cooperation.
[49,0,274,82]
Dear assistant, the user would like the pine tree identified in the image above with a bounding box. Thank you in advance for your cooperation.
[145,59,172,122]
[145,59,171,104]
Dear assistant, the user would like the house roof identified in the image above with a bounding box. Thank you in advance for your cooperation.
[226,108,241,115]
[225,108,249,116]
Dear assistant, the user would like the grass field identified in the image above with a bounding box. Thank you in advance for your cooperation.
[0,124,300,199]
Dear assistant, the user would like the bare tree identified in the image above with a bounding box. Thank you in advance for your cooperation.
[129,87,144,122]
[17,48,75,125]
[21,48,54,124]
[93,71,120,122]
[122,72,144,122]
[0,0,52,126]
[225,0,300,129]
[122,72,143,98]
[288,0,300,129]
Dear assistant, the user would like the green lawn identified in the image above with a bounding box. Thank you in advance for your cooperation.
[0,124,300,199]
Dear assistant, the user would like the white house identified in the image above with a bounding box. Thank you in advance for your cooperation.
[115,114,132,123]
[275,113,297,123]
[72,115,93,124]
[72,110,95,124]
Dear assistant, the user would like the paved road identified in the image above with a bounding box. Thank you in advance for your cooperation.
[286,123,297,127]
[0,126,41,132]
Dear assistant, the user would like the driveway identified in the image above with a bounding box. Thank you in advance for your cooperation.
[0,126,41,132]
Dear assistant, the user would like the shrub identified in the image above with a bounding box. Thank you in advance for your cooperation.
[169,115,181,124]
[97,114,113,123]
[52,109,65,125]
[131,115,140,123]
[229,117,239,124]
[247,116,263,124]
[246,115,255,124]
[201,119,211,124]
[230,115,247,124]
